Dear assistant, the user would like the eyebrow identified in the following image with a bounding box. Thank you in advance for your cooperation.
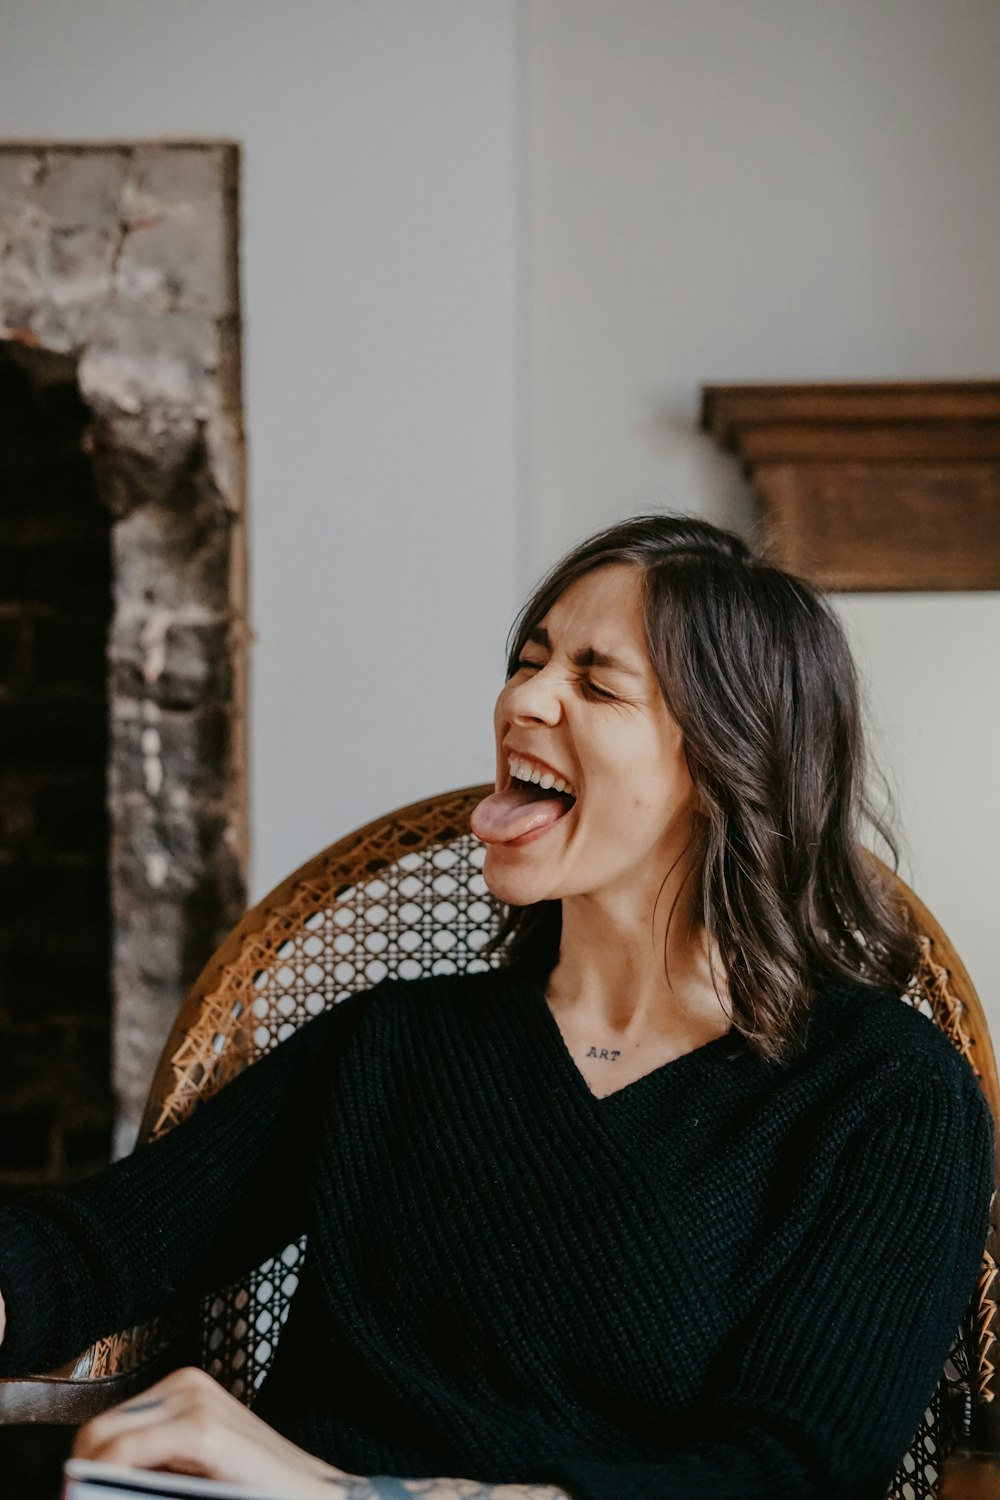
[525,626,646,680]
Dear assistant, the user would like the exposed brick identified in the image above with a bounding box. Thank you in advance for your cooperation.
[33,613,108,687]
[55,1017,113,1098]
[33,772,108,857]
[111,703,229,802]
[0,505,109,548]
[36,150,129,237]
[0,777,35,851]
[0,857,108,936]
[0,612,29,683]
[0,540,111,607]
[48,225,118,296]
[2,933,110,1001]
[0,143,247,1173]
[0,340,113,1188]
[111,497,231,607]
[79,305,218,417]
[0,151,39,237]
[0,1023,59,1100]
[0,694,107,768]
[126,145,229,220]
[61,1115,113,1173]
[0,1105,55,1171]
[111,618,232,709]
[116,209,228,316]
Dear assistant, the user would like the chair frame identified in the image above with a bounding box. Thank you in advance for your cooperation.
[1,786,998,1499]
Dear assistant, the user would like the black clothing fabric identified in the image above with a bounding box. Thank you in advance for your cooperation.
[0,966,992,1499]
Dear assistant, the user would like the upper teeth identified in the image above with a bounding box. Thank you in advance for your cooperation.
[508,756,575,797]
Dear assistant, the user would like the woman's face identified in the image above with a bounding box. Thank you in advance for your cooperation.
[481,563,698,911]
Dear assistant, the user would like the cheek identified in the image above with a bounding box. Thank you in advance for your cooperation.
[615,738,694,818]
[493,691,512,759]
[494,691,509,736]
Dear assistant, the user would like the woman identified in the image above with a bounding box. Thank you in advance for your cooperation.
[0,514,992,1500]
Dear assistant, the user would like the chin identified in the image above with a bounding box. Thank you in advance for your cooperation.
[482,848,558,909]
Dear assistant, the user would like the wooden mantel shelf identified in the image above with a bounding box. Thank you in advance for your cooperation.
[700,381,1000,590]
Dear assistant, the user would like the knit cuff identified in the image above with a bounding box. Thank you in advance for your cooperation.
[0,1206,93,1375]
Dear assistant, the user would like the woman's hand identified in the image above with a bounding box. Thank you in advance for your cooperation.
[72,1366,354,1498]
[72,1366,568,1500]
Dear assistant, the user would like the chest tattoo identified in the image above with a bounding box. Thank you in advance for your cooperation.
[585,1045,621,1061]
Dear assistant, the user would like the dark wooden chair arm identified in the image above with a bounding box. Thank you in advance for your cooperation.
[0,1367,158,1426]
[941,1452,1000,1498]
[0,1333,191,1426]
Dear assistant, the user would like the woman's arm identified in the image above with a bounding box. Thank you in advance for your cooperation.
[0,990,372,1376]
[71,1368,568,1500]
[61,1046,994,1500]
[525,1055,995,1500]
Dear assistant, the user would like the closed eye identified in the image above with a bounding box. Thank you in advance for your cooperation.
[512,658,618,702]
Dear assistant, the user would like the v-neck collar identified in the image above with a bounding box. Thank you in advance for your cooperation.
[511,966,746,1110]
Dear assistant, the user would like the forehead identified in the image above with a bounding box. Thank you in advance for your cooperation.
[542,564,645,644]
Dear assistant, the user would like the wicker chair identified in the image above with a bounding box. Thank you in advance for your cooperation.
[1,785,998,1500]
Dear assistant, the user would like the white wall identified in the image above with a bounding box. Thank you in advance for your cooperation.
[524,0,1000,1017]
[0,0,523,895]
[2,1,997,1026]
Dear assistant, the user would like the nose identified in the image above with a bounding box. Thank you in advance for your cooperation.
[504,665,563,726]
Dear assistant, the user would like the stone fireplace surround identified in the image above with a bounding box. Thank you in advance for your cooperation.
[0,142,248,1164]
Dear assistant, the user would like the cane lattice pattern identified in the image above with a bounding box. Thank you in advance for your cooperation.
[883,937,996,1499]
[131,789,503,1400]
[188,829,501,1400]
[55,791,998,1500]
[905,936,980,1080]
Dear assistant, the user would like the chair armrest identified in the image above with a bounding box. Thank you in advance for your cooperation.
[941,1451,1000,1499]
[0,1321,194,1426]
[0,1357,175,1426]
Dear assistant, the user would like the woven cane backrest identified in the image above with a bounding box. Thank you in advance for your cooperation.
[76,792,998,1500]
[79,787,505,1397]
[885,884,1000,1500]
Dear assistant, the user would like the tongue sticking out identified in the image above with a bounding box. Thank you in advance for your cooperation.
[471,783,576,845]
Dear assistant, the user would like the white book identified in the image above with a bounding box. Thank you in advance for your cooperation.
[62,1458,299,1500]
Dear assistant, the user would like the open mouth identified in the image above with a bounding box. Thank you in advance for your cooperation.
[506,754,576,799]
[470,760,578,846]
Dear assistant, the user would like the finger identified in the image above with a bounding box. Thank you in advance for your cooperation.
[73,1373,201,1460]
[73,1401,169,1460]
[74,1366,227,1457]
[73,1412,167,1462]
[73,1408,224,1477]
[117,1397,168,1416]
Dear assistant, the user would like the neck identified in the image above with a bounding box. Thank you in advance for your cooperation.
[544,862,730,1042]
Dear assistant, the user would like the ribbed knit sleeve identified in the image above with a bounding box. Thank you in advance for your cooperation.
[0,989,371,1377]
[532,1057,994,1500]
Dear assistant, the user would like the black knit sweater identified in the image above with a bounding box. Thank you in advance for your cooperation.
[0,966,993,1500]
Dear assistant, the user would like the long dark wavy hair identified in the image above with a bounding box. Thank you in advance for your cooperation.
[487,513,918,1062]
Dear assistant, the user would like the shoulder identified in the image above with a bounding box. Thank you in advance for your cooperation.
[756,982,995,1257]
[802,976,992,1127]
[350,962,517,1028]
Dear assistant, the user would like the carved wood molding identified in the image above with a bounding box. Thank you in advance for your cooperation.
[701,381,1000,590]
